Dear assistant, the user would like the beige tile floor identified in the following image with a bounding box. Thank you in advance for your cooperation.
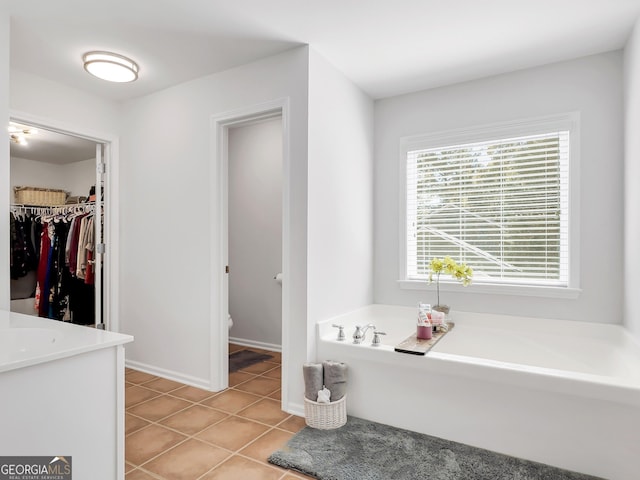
[125,344,314,480]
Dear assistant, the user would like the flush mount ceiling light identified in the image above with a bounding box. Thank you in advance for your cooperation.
[8,122,38,146]
[83,51,139,83]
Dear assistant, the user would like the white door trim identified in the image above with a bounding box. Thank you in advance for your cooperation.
[9,109,121,332]
[209,98,291,405]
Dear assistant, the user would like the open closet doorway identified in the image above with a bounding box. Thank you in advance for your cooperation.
[211,99,291,402]
[8,119,110,329]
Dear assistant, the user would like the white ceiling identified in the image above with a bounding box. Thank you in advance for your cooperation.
[11,0,640,164]
[9,124,97,165]
[7,0,640,103]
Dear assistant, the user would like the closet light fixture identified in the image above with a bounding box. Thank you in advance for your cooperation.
[8,122,38,146]
[83,51,139,83]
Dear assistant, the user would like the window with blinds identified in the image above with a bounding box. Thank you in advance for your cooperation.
[405,129,570,287]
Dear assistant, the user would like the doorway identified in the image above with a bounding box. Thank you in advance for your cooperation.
[8,117,113,329]
[210,99,291,404]
[227,116,283,351]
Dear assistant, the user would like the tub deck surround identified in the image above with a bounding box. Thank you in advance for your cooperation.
[317,304,640,480]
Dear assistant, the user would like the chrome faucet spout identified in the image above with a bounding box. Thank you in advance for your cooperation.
[361,323,376,337]
[353,323,376,344]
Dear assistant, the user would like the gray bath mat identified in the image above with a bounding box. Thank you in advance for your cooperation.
[229,349,273,372]
[268,416,603,480]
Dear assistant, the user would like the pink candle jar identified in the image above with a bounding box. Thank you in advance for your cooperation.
[417,324,433,340]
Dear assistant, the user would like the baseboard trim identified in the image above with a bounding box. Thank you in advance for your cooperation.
[229,336,282,352]
[285,401,305,418]
[125,359,216,392]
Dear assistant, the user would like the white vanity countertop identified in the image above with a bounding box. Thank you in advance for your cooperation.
[0,310,133,373]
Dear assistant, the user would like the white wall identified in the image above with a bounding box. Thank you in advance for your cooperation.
[228,118,283,348]
[119,47,309,407]
[624,20,640,342]
[307,49,375,339]
[0,13,9,314]
[11,157,95,197]
[10,70,121,136]
[375,52,624,324]
[63,158,96,197]
[11,157,68,193]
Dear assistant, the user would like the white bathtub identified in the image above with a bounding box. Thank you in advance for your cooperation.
[317,305,640,480]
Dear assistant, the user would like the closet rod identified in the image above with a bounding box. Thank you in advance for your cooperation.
[10,202,96,216]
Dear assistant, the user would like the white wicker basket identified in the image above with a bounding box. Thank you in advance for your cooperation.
[304,395,347,430]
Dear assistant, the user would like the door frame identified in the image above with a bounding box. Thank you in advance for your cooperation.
[209,98,291,402]
[9,110,120,332]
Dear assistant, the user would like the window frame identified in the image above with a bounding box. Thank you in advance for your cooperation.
[398,113,582,299]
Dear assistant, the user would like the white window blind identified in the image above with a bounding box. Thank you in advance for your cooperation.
[406,130,569,287]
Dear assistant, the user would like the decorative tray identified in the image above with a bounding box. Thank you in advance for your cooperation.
[394,322,455,356]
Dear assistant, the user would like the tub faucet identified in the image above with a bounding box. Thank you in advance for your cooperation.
[371,331,386,347]
[353,324,376,344]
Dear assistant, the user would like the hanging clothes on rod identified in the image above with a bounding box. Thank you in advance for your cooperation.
[10,208,38,279]
[10,203,97,324]
[9,208,40,301]
[65,208,96,324]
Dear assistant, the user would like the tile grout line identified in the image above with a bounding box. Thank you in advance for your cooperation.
[129,409,295,478]
[191,449,282,480]
[126,383,287,439]
[125,358,294,479]
[127,404,298,443]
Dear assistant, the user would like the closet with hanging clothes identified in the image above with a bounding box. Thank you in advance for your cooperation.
[8,122,105,326]
[11,203,97,324]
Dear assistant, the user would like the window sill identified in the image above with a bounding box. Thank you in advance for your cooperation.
[397,280,582,299]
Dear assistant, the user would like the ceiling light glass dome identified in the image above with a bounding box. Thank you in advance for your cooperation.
[83,51,139,83]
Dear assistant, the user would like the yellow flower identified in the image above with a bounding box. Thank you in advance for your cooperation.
[428,256,473,286]
[429,257,444,273]
[443,256,457,274]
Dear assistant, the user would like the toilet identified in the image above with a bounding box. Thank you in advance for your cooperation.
[228,314,233,330]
